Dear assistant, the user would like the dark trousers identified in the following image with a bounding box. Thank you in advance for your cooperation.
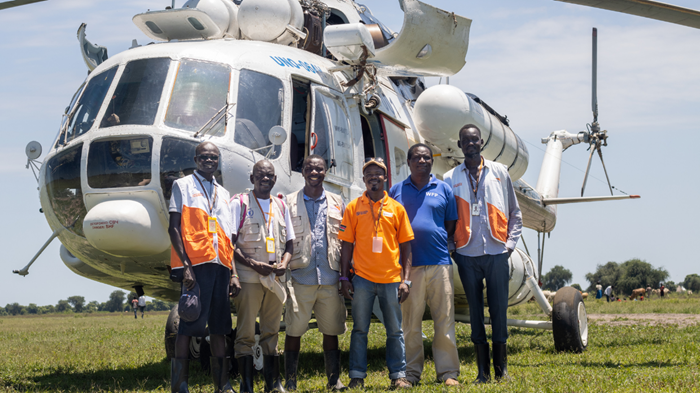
[454,253,510,345]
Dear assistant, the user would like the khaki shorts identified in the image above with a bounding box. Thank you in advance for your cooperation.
[284,282,347,337]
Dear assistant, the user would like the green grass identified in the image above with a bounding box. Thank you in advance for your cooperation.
[1,300,699,392]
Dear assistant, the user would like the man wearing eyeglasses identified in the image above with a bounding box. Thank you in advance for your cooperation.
[168,142,239,393]
[339,157,414,390]
[389,144,460,387]
[444,125,522,383]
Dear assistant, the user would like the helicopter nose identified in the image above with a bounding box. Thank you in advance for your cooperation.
[83,198,170,257]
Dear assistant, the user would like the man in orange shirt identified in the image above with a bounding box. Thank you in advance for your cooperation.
[339,158,414,390]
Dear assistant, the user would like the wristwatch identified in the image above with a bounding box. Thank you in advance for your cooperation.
[403,280,412,288]
[339,276,350,282]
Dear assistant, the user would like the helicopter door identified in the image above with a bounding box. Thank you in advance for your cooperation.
[360,113,390,182]
[290,79,311,172]
[309,85,354,186]
[379,114,410,186]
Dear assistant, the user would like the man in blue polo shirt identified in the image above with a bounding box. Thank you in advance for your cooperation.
[389,143,460,387]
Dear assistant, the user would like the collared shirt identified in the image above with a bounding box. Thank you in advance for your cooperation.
[445,161,522,257]
[291,190,341,286]
[389,174,458,266]
[338,191,414,284]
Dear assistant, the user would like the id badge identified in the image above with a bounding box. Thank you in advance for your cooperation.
[471,204,480,216]
[266,237,276,253]
[372,237,383,253]
[207,217,217,233]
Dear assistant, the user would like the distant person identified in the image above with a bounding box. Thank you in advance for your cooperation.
[389,144,460,387]
[596,281,603,299]
[168,141,239,393]
[660,283,665,298]
[604,285,613,302]
[138,295,146,318]
[131,297,139,319]
[339,157,414,390]
[444,124,522,383]
[283,155,347,391]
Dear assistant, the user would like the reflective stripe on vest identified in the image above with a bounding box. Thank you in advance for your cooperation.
[445,160,510,249]
[170,173,233,269]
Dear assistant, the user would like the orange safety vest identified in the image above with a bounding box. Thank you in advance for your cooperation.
[444,159,511,249]
[170,173,234,270]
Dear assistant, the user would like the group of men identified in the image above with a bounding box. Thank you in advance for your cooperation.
[167,123,522,393]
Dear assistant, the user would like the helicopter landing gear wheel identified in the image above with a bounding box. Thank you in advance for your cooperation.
[552,286,588,353]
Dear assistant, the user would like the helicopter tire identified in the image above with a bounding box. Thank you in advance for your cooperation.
[552,286,588,353]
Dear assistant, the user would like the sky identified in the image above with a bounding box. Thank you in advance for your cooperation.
[1,0,699,306]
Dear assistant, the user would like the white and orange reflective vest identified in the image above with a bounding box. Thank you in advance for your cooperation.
[443,159,511,250]
[170,173,234,270]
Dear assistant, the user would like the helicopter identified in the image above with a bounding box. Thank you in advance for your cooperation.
[7,0,698,369]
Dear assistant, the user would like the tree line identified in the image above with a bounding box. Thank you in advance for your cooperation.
[540,258,700,295]
[1,290,175,316]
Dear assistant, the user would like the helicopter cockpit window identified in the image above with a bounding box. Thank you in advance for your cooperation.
[45,144,87,237]
[234,70,283,159]
[165,60,230,136]
[87,137,153,189]
[100,58,170,128]
[61,67,118,145]
[160,137,222,201]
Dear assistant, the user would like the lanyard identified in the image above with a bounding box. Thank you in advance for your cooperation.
[368,194,385,237]
[467,158,484,200]
[254,197,273,235]
[194,173,217,215]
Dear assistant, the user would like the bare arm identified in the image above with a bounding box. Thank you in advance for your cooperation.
[228,233,241,297]
[398,241,412,304]
[275,239,294,276]
[445,219,457,240]
[168,212,196,290]
[339,241,354,300]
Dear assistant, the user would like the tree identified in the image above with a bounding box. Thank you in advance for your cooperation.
[5,303,25,316]
[148,299,175,311]
[585,261,622,292]
[616,259,668,295]
[684,274,700,292]
[38,305,55,314]
[571,283,583,291]
[67,296,86,313]
[542,265,572,291]
[665,281,676,292]
[104,290,126,312]
[85,301,100,313]
[56,300,72,313]
[26,303,39,314]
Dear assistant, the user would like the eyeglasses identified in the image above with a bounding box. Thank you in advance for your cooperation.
[197,154,219,161]
[364,157,384,164]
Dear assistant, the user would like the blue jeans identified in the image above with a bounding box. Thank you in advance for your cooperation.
[349,275,406,380]
[454,253,509,345]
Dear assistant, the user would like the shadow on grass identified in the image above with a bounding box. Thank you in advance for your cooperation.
[513,360,682,369]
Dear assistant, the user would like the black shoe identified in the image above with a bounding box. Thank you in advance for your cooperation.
[264,355,287,393]
[211,357,236,393]
[492,343,511,381]
[347,378,364,389]
[284,351,299,391]
[324,350,347,391]
[170,358,190,393]
[238,356,255,393]
[472,344,490,384]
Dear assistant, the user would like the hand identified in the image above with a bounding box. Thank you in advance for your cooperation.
[398,283,410,304]
[250,260,274,276]
[183,265,196,291]
[274,260,287,277]
[229,276,241,298]
[340,280,354,300]
[507,248,514,257]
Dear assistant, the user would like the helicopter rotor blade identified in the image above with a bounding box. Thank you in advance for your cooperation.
[592,27,598,123]
[596,146,614,196]
[581,143,596,197]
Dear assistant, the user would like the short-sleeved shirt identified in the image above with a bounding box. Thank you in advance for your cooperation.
[389,174,458,266]
[338,191,414,284]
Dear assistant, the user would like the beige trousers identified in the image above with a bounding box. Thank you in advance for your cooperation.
[401,265,460,382]
[233,282,284,357]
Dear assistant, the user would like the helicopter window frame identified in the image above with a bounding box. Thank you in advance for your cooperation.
[164,58,233,137]
[55,82,86,148]
[45,143,87,237]
[86,136,154,189]
[61,66,118,145]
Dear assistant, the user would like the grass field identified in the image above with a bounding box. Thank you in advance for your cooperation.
[1,297,699,392]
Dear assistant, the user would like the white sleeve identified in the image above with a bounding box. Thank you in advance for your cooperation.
[284,206,296,241]
[230,199,242,235]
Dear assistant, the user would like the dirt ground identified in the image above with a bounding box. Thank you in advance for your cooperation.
[588,313,700,327]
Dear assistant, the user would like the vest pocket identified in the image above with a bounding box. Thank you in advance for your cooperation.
[243,223,261,242]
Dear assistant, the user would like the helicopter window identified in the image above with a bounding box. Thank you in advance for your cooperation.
[87,137,153,189]
[234,70,283,159]
[312,88,353,182]
[100,58,170,128]
[45,143,87,237]
[160,137,222,201]
[63,67,118,144]
[290,80,310,172]
[56,83,86,147]
[165,60,230,136]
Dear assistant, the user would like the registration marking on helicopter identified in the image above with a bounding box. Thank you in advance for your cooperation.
[269,56,324,75]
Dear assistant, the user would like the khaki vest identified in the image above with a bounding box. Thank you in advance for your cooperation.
[234,192,288,284]
[286,189,344,271]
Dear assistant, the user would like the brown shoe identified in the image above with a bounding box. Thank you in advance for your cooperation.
[390,378,411,390]
[444,378,460,386]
